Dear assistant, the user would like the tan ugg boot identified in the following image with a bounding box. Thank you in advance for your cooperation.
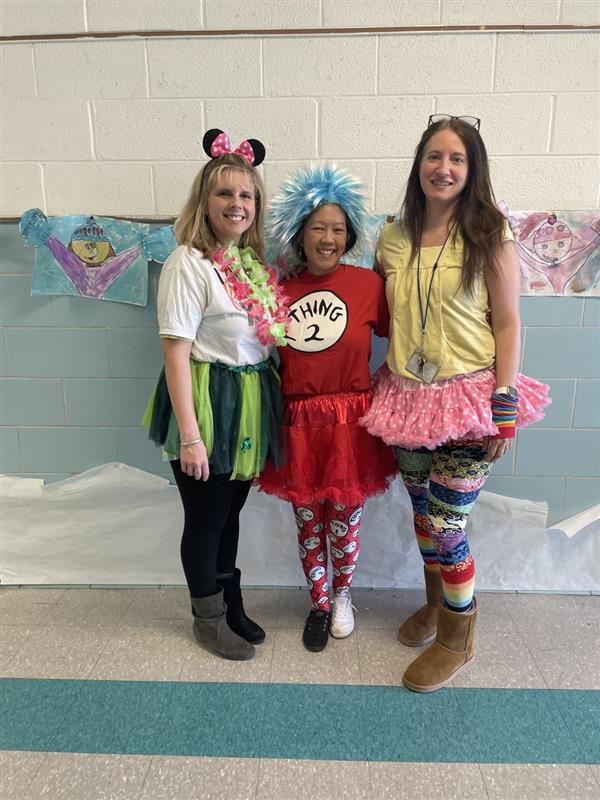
[397,566,443,647]
[402,599,477,693]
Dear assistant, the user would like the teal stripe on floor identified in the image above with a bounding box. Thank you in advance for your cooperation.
[1,678,598,764]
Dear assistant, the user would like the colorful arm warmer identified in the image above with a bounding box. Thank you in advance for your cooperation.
[491,392,519,439]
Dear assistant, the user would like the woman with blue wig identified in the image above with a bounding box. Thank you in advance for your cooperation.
[259,165,397,652]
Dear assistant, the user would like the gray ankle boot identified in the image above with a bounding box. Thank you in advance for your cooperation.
[191,589,255,661]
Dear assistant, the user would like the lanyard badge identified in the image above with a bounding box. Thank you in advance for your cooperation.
[405,224,455,384]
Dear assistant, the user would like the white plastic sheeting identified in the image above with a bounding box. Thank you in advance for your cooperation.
[1,463,599,591]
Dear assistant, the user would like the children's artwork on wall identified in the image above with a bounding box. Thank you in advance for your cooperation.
[502,207,600,296]
[20,209,177,306]
[346,208,600,297]
[21,207,599,300]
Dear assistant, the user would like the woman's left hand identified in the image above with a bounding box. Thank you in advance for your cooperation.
[482,436,513,462]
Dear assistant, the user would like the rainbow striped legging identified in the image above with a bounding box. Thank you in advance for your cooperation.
[395,441,493,611]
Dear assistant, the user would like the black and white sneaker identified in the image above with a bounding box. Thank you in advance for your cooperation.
[302,609,331,652]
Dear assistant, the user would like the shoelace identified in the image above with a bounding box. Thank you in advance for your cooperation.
[308,612,330,630]
[333,600,357,616]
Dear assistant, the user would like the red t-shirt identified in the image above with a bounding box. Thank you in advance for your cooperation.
[278,264,389,398]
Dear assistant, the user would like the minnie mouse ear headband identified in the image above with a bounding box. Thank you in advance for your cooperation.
[267,163,367,260]
[202,128,266,167]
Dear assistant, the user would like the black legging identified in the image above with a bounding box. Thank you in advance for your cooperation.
[171,460,252,598]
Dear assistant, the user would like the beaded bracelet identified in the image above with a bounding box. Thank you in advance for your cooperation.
[180,437,203,448]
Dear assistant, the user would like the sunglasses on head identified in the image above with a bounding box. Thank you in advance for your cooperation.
[428,114,481,131]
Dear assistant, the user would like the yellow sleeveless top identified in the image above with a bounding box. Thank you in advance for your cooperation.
[376,222,513,382]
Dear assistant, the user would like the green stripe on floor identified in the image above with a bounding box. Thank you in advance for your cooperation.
[1,678,598,764]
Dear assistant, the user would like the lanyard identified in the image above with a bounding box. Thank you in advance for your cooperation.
[416,223,455,338]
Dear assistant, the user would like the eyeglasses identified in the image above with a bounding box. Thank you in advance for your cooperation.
[428,114,481,131]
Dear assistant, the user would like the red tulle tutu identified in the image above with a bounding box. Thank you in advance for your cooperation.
[359,364,551,450]
[258,389,398,506]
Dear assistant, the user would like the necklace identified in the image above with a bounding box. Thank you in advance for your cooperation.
[416,223,456,338]
[406,223,455,383]
[214,243,291,346]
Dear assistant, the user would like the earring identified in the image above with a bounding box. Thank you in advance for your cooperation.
[298,245,306,261]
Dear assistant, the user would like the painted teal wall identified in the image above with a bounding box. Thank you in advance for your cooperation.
[1,222,599,525]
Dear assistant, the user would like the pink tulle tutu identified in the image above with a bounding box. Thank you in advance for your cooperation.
[359,364,550,450]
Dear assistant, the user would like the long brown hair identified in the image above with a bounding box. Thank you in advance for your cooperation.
[402,118,506,294]
[175,153,265,260]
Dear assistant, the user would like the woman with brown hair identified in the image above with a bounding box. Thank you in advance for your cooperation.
[361,115,550,691]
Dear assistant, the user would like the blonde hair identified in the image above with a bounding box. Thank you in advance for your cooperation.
[175,153,265,259]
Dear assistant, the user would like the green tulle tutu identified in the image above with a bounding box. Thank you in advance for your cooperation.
[142,359,284,480]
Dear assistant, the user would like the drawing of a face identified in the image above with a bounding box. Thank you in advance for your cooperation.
[533,219,573,265]
[68,218,114,265]
[309,565,326,582]
[70,238,113,265]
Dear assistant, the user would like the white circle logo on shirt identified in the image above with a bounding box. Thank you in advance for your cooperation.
[286,290,348,353]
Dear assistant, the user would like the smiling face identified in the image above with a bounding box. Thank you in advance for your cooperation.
[70,238,112,265]
[533,222,573,263]
[205,169,256,246]
[302,204,348,276]
[419,128,469,209]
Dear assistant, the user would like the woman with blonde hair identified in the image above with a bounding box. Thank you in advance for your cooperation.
[144,129,289,661]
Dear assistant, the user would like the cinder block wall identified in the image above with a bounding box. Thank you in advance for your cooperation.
[1,0,599,524]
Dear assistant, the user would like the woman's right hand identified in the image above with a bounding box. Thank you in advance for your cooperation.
[161,339,210,482]
[180,441,210,481]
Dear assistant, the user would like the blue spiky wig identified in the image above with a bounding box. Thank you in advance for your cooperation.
[266,163,368,266]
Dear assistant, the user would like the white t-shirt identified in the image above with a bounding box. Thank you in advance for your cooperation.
[157,245,272,366]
